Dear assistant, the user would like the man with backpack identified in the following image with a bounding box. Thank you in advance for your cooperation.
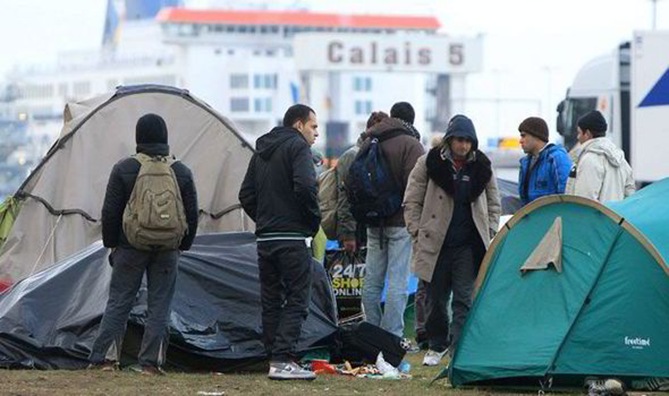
[239,104,321,381]
[346,111,424,338]
[319,111,389,253]
[89,113,198,375]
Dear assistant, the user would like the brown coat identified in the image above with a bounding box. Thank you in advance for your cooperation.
[364,118,425,227]
[403,150,501,282]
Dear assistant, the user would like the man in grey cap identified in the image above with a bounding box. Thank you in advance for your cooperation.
[565,110,635,202]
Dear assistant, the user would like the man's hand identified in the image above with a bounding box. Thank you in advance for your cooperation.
[342,239,357,253]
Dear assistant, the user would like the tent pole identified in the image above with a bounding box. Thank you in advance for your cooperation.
[29,214,63,277]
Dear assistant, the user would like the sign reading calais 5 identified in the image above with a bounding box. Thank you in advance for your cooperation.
[293,33,483,73]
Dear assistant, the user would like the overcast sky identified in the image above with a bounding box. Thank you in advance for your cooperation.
[0,0,667,139]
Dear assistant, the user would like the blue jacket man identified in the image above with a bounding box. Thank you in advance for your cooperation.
[518,117,572,205]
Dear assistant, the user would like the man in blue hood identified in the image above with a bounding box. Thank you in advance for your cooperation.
[239,104,320,380]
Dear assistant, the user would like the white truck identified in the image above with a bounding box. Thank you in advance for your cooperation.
[556,30,669,184]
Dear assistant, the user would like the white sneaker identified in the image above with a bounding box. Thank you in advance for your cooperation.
[422,349,448,366]
[268,361,316,380]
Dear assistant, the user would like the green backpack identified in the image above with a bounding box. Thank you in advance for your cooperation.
[122,153,188,251]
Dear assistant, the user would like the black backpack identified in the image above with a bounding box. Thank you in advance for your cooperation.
[330,321,407,367]
[345,129,409,226]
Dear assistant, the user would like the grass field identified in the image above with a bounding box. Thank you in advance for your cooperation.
[0,352,559,396]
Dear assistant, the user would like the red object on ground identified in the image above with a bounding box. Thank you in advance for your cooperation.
[311,359,337,375]
[0,277,12,293]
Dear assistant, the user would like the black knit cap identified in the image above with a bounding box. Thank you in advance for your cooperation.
[577,110,607,137]
[445,114,478,150]
[518,116,549,142]
[136,113,168,144]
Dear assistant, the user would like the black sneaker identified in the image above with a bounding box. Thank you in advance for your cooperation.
[268,361,316,380]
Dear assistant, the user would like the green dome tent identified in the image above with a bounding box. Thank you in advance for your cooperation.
[447,179,669,388]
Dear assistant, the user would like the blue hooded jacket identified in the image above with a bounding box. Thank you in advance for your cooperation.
[518,143,572,204]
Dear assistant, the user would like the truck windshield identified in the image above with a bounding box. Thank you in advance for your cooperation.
[558,97,597,150]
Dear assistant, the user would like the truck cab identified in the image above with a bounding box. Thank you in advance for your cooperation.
[556,43,630,153]
[558,30,669,184]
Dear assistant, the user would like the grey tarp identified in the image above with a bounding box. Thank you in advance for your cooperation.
[0,85,254,284]
[0,232,338,370]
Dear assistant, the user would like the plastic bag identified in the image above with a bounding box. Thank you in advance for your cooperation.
[326,249,366,319]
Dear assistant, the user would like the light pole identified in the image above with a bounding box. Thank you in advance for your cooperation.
[652,0,658,29]
[491,68,502,137]
[542,66,555,127]
[650,0,665,29]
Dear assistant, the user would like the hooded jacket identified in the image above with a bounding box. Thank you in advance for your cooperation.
[101,139,199,251]
[239,126,320,237]
[403,145,501,282]
[518,143,572,204]
[565,137,635,202]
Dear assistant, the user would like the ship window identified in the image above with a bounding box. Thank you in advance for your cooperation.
[230,97,249,112]
[355,100,372,115]
[254,97,272,113]
[253,74,278,89]
[353,76,372,92]
[230,74,249,89]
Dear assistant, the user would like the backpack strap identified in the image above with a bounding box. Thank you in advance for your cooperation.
[132,153,177,166]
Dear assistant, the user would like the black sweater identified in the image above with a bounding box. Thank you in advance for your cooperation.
[239,127,321,237]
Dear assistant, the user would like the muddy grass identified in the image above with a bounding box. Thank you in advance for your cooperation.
[1,353,570,396]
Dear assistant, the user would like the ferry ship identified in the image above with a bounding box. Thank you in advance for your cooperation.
[0,0,488,193]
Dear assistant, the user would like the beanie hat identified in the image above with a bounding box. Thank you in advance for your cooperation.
[445,114,478,150]
[577,110,607,137]
[136,113,168,144]
[518,116,549,142]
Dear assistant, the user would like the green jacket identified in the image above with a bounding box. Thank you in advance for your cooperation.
[335,144,359,241]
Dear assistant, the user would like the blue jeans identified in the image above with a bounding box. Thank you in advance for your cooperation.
[362,226,412,337]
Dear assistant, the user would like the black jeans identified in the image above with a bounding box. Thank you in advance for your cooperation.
[257,240,313,362]
[89,247,178,368]
[414,279,428,341]
[425,245,477,353]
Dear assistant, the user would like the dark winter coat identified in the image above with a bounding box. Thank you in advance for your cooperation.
[362,117,425,227]
[239,126,321,237]
[101,142,199,250]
